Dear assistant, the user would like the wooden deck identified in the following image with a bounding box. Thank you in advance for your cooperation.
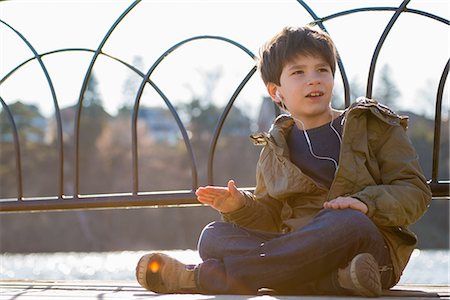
[0,281,448,299]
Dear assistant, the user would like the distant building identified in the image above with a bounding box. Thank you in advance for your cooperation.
[0,101,48,143]
[138,107,180,145]
[46,104,111,145]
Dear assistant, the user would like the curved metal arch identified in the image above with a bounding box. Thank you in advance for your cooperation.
[2,48,144,84]
[0,19,64,198]
[296,0,351,108]
[305,3,449,101]
[74,0,141,196]
[1,47,201,196]
[207,66,258,184]
[1,57,37,85]
[317,7,398,23]
[366,0,411,98]
[432,59,449,185]
[0,96,23,200]
[405,8,450,25]
[317,7,448,26]
[0,48,93,85]
[132,35,257,193]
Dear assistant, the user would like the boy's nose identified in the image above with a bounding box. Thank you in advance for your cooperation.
[307,72,321,85]
[307,76,321,85]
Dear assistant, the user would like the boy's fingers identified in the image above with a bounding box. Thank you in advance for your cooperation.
[197,193,215,201]
[324,199,351,209]
[341,202,351,209]
[333,202,343,209]
[199,192,227,201]
[324,198,367,214]
[197,198,211,205]
[196,195,212,205]
[196,187,227,197]
[202,185,228,191]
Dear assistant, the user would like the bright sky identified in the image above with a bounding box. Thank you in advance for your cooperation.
[0,0,449,120]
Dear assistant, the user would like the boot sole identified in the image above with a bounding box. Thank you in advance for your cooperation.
[350,253,382,297]
[136,253,166,293]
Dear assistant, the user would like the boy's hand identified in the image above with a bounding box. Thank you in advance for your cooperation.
[195,180,245,213]
[323,196,368,214]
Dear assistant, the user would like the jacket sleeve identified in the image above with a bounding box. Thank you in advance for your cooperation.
[221,151,283,232]
[352,124,432,227]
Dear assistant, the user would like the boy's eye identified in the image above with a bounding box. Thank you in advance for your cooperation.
[292,70,304,75]
[318,68,330,73]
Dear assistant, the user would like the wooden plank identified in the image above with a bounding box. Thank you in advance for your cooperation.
[0,281,448,299]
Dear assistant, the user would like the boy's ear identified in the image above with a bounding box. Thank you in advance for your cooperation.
[266,83,280,104]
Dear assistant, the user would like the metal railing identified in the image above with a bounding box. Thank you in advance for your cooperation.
[0,0,448,212]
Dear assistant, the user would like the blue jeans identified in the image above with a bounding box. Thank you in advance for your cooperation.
[196,208,393,295]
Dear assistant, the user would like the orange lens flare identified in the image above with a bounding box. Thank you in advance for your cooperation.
[148,260,160,273]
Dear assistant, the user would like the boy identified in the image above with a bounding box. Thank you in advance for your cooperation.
[136,26,431,297]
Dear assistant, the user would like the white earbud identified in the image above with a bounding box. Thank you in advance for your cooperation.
[276,90,288,111]
[275,91,282,100]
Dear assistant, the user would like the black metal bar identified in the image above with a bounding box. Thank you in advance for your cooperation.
[0,96,23,200]
[431,59,449,183]
[366,0,411,98]
[0,19,64,199]
[207,66,258,184]
[0,191,200,212]
[74,0,140,197]
[429,182,450,198]
[1,181,447,212]
[297,0,351,107]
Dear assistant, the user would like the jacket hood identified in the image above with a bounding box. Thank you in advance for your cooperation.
[346,97,409,129]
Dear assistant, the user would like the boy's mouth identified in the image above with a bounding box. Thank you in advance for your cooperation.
[306,91,324,98]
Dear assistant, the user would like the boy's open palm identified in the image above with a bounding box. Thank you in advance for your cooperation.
[195,180,245,213]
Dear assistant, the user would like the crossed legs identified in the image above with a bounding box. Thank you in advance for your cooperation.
[196,208,393,295]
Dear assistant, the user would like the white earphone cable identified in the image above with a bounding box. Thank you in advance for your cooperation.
[293,116,340,170]
[278,97,342,171]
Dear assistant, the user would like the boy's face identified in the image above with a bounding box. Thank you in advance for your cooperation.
[269,54,335,127]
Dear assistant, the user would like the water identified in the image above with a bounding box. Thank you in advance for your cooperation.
[0,249,448,284]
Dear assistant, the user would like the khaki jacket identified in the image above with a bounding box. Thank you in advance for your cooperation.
[222,97,432,285]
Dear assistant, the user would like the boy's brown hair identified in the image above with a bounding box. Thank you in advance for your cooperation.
[258,26,337,85]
